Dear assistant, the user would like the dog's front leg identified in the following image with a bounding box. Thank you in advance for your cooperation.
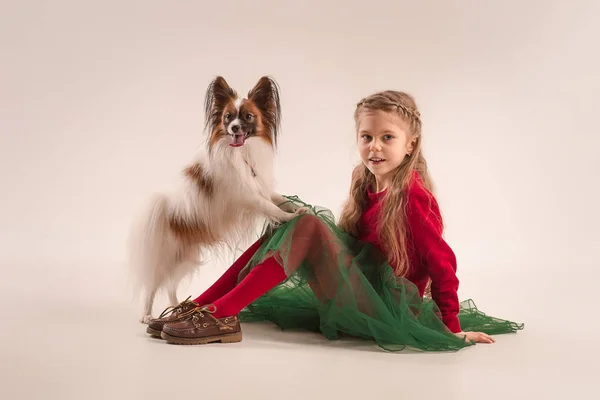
[258,196,308,224]
[270,192,298,213]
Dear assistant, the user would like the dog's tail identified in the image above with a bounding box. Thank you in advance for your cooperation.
[127,193,173,300]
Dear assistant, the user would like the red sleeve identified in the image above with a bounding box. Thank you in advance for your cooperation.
[406,181,462,333]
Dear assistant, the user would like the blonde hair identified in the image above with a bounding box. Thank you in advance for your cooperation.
[338,90,434,279]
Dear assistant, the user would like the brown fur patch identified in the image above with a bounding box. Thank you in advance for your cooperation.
[243,101,272,146]
[183,162,214,196]
[168,214,220,246]
[225,101,237,117]
[169,162,219,246]
[208,98,238,149]
[208,128,223,149]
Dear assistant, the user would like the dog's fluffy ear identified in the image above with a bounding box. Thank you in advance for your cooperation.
[204,76,237,133]
[248,76,281,144]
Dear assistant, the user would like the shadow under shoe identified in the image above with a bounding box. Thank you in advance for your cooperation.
[161,305,242,345]
[146,296,200,337]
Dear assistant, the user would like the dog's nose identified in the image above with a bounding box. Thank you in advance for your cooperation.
[231,124,240,133]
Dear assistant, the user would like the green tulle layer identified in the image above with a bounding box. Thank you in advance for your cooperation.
[238,196,524,352]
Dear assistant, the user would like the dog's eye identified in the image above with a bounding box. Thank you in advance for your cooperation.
[246,113,253,121]
[225,113,231,120]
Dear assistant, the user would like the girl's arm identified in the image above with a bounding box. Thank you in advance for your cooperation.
[406,182,461,333]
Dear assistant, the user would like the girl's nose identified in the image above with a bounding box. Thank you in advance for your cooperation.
[370,140,382,151]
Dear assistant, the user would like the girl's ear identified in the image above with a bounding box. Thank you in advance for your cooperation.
[406,137,417,155]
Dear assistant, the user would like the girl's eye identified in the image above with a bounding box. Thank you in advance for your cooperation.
[383,135,393,140]
[362,134,372,141]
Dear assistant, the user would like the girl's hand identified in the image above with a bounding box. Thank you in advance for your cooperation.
[456,331,495,344]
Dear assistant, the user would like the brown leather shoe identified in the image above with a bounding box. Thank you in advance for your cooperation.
[160,305,242,345]
[146,296,199,337]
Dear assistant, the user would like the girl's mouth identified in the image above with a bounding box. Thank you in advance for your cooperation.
[369,157,385,165]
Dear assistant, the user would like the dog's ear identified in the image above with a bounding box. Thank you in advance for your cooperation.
[204,76,237,133]
[248,76,281,143]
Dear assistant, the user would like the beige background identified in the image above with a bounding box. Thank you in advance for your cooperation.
[1,1,598,399]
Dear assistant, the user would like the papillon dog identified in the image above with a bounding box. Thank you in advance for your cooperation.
[128,76,307,323]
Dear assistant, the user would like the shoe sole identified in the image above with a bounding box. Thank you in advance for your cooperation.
[146,326,163,338]
[160,331,242,345]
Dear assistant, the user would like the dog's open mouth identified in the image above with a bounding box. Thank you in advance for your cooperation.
[229,132,252,147]
[230,134,245,147]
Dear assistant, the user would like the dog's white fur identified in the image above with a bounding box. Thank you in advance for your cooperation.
[128,104,305,324]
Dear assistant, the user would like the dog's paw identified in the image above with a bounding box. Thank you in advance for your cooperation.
[141,314,153,324]
[278,202,299,213]
[294,206,311,216]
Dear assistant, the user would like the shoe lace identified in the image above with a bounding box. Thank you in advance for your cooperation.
[158,295,196,319]
[178,304,234,331]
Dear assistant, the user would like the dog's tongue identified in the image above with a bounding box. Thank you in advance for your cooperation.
[230,134,244,147]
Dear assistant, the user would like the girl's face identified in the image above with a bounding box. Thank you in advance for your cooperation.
[356,110,414,191]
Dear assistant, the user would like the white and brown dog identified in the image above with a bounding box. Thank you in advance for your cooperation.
[128,76,307,323]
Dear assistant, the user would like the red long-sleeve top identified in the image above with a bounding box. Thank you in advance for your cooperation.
[357,171,461,333]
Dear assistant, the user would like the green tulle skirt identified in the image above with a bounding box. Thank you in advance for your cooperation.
[237,196,524,352]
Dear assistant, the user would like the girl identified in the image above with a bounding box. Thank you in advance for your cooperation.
[146,90,524,351]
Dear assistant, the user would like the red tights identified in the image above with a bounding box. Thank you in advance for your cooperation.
[193,238,287,318]
[193,215,341,318]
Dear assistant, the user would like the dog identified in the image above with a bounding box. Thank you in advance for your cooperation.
[128,76,307,323]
